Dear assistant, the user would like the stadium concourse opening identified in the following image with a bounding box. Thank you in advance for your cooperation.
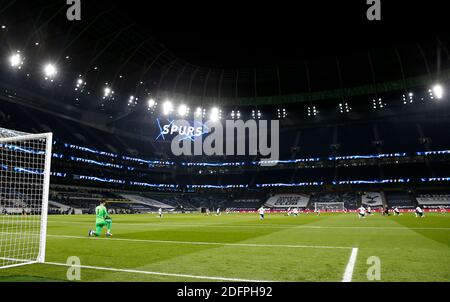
[0,0,449,287]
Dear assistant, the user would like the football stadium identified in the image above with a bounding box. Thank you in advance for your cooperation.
[0,1,449,286]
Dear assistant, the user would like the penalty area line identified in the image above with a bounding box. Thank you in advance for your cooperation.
[342,247,358,282]
[44,261,274,282]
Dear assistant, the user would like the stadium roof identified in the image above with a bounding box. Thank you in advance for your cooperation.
[1,1,449,105]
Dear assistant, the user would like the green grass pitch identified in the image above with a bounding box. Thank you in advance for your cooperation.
[0,212,449,282]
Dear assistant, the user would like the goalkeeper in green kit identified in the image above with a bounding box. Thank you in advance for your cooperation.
[89,200,112,237]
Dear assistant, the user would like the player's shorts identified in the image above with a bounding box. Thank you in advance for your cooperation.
[260,214,264,219]
[416,211,423,217]
[358,213,365,217]
[96,221,108,228]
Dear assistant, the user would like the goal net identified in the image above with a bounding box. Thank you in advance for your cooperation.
[314,202,345,212]
[0,127,52,269]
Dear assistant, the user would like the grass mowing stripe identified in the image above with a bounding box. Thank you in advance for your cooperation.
[44,261,274,282]
[47,234,354,249]
[342,248,359,282]
[46,220,450,230]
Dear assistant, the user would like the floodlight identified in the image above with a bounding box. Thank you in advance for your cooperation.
[162,101,173,115]
[104,87,112,97]
[195,107,203,118]
[9,53,24,69]
[43,63,57,79]
[210,107,220,121]
[432,84,444,99]
[148,98,156,108]
[178,104,189,117]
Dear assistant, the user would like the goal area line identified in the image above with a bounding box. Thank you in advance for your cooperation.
[49,235,359,281]
[342,248,359,282]
[1,249,359,282]
[43,250,358,282]
[0,236,359,282]
[0,257,38,270]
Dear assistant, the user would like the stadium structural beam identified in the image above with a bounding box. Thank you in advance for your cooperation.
[162,69,450,107]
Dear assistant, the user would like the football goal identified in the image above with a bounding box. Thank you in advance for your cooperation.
[314,202,345,212]
[0,127,52,269]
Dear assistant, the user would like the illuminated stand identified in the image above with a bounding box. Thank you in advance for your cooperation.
[0,127,53,269]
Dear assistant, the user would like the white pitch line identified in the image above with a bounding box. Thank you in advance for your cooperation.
[44,261,273,282]
[47,234,354,250]
[0,262,37,270]
[342,248,358,282]
[0,258,37,270]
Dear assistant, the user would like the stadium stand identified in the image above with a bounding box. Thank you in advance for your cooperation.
[1,75,450,214]
[50,186,138,214]
[224,198,265,211]
[384,191,417,208]
[415,191,450,207]
[119,194,175,210]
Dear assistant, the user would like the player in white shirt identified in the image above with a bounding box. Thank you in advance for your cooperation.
[158,208,163,218]
[216,208,221,216]
[415,206,424,218]
[367,206,372,215]
[358,206,366,219]
[286,207,292,216]
[258,206,266,220]
[393,207,401,216]
[293,208,299,216]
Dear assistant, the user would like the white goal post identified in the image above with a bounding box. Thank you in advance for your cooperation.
[314,202,345,212]
[0,127,53,269]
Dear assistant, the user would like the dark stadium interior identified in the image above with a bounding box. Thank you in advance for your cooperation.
[1,0,450,213]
